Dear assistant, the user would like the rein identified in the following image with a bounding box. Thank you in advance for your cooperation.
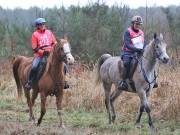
[139,58,157,92]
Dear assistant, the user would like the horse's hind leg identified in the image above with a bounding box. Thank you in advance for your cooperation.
[103,82,112,124]
[37,91,47,126]
[24,90,34,121]
[30,89,38,122]
[110,87,123,123]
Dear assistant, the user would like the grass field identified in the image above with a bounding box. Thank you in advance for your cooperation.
[0,59,179,135]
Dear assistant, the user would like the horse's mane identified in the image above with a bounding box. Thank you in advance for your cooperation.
[143,39,155,58]
[45,39,67,73]
[45,45,56,73]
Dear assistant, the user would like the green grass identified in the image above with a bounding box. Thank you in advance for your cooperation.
[63,110,179,135]
[0,88,179,135]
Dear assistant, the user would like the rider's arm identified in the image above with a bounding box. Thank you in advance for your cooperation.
[32,34,44,56]
[124,31,142,52]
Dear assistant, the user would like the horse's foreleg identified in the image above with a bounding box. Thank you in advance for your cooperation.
[103,82,112,124]
[137,90,155,130]
[56,89,64,127]
[110,87,122,123]
[37,91,46,126]
[135,104,144,128]
[145,103,155,131]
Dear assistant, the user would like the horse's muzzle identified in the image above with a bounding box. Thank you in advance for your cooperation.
[162,57,169,64]
[66,53,74,64]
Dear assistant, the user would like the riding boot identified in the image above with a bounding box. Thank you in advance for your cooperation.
[128,58,138,90]
[129,59,138,80]
[25,69,36,90]
[64,81,70,89]
[118,67,128,90]
[153,81,158,88]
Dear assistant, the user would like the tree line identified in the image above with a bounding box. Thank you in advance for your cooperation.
[0,2,180,63]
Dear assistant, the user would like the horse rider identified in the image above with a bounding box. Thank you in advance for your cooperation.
[118,15,144,90]
[25,17,69,90]
[118,15,158,90]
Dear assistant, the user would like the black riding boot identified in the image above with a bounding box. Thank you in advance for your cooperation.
[128,58,138,90]
[153,82,158,88]
[64,81,70,89]
[25,69,36,90]
[118,67,128,90]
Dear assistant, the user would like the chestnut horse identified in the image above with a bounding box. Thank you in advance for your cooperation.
[12,39,74,126]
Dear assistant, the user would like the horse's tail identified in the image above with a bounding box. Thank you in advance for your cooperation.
[12,56,23,98]
[95,54,112,86]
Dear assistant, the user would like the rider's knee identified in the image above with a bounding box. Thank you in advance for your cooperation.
[31,64,39,72]
[123,60,131,68]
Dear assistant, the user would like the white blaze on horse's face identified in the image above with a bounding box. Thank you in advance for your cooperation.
[63,43,74,64]
[155,33,169,64]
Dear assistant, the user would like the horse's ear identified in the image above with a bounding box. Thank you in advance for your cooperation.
[63,33,72,41]
[159,33,164,40]
[63,34,68,40]
[58,38,67,45]
[153,33,157,39]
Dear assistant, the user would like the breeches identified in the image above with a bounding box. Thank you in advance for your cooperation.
[121,55,132,71]
[32,56,42,71]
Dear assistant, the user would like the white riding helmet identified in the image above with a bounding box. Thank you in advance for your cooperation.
[131,16,143,24]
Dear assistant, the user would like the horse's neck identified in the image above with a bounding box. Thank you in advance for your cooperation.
[142,42,157,72]
[48,53,64,80]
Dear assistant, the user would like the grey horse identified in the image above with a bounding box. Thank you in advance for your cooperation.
[95,33,169,130]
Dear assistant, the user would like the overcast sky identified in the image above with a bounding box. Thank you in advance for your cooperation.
[0,0,179,9]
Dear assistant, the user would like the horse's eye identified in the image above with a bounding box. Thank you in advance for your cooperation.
[156,45,159,48]
[57,47,62,53]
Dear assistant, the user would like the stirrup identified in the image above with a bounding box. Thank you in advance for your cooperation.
[118,80,128,90]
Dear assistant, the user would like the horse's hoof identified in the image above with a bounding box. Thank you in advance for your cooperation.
[112,115,116,123]
[107,123,113,127]
[37,121,41,126]
[59,123,66,129]
[29,116,35,121]
[149,125,157,133]
[135,123,141,128]
[29,119,36,126]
